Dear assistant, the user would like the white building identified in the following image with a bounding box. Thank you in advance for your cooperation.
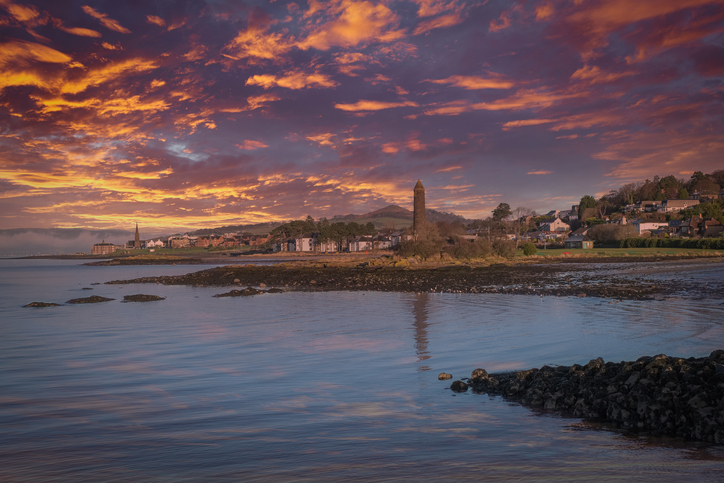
[631,220,668,235]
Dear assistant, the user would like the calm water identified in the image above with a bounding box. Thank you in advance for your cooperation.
[1,259,724,482]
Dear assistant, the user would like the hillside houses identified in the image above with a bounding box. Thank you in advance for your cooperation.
[625,199,700,214]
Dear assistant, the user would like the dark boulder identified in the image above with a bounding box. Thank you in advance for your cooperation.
[122,294,165,302]
[450,380,469,392]
[214,287,266,297]
[66,296,115,304]
[23,302,61,307]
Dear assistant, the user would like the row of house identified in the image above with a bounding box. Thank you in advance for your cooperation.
[272,232,405,253]
[136,233,270,250]
[625,199,701,213]
[633,217,724,238]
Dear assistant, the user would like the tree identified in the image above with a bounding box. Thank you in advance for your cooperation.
[397,222,444,260]
[693,178,720,196]
[492,203,512,222]
[595,199,610,219]
[658,175,680,199]
[522,242,537,256]
[578,195,596,220]
[678,188,689,200]
[511,207,536,247]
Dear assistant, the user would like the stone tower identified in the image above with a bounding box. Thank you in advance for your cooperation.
[134,223,140,248]
[413,179,425,235]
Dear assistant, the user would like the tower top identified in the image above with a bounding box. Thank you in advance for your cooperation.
[414,179,424,190]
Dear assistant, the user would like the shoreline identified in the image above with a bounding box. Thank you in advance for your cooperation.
[105,256,724,300]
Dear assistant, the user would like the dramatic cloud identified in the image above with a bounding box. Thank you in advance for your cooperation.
[0,0,722,232]
[81,5,131,34]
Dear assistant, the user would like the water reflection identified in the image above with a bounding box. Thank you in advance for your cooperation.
[411,293,431,370]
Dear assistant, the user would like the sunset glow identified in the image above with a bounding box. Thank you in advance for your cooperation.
[1,0,723,230]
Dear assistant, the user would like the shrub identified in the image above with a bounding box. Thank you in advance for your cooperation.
[522,242,537,256]
[588,224,638,244]
[492,239,517,259]
[446,237,493,259]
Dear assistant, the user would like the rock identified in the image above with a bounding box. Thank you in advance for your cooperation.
[66,296,115,304]
[267,288,284,293]
[450,380,469,392]
[438,372,453,380]
[471,368,488,381]
[213,287,265,297]
[233,278,240,283]
[122,294,165,302]
[23,302,61,307]
[259,283,267,288]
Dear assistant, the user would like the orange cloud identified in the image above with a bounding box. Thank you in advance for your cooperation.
[625,11,724,63]
[3,1,41,22]
[246,93,282,110]
[426,74,514,90]
[224,23,294,62]
[32,95,170,115]
[501,119,556,130]
[570,64,633,84]
[333,52,371,76]
[58,26,102,37]
[556,134,579,140]
[567,0,717,59]
[527,170,553,175]
[489,11,510,32]
[81,5,131,34]
[334,100,419,111]
[0,39,72,68]
[424,89,583,116]
[306,133,336,146]
[146,15,166,27]
[245,71,337,90]
[298,0,405,51]
[412,0,453,17]
[236,140,269,150]
[413,13,464,35]
[59,58,158,95]
[436,165,462,172]
[535,3,554,20]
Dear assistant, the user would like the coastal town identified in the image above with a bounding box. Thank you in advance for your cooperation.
[92,172,724,256]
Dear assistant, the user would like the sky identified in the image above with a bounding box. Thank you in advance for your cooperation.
[1,0,723,232]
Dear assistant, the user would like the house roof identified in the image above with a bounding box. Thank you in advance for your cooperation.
[566,235,591,242]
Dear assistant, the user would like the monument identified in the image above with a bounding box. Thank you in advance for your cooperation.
[413,180,425,236]
[134,223,140,248]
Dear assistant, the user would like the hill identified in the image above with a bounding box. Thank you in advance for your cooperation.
[332,204,470,228]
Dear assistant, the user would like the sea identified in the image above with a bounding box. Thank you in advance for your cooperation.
[1,258,724,482]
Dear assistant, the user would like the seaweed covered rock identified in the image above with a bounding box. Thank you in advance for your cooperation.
[24,302,61,307]
[66,296,115,304]
[122,294,165,302]
[470,351,724,443]
[213,287,266,297]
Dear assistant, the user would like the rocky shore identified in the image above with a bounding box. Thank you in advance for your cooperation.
[106,258,724,300]
[462,351,724,443]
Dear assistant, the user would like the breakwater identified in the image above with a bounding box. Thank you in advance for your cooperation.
[465,351,724,443]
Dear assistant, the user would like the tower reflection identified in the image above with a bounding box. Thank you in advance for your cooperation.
[411,293,431,371]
